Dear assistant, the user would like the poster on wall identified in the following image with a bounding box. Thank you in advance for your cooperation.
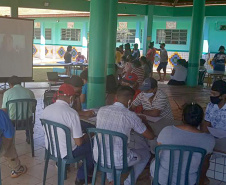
[34,22,40,28]
[119,22,127,29]
[166,22,177,29]
[67,22,74,28]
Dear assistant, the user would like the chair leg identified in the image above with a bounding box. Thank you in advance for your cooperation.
[60,161,66,185]
[43,154,50,185]
[101,172,106,185]
[130,168,135,185]
[91,164,98,185]
[115,170,122,185]
[0,165,2,185]
[30,128,35,157]
[83,159,88,185]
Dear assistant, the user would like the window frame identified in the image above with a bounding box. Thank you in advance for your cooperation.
[61,28,81,41]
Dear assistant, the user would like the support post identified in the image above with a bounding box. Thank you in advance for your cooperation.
[143,5,154,55]
[87,0,110,108]
[106,0,118,75]
[187,0,206,87]
[40,23,46,60]
[82,22,88,58]
[135,21,141,49]
[10,0,18,17]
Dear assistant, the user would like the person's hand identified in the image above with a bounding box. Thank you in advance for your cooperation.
[137,114,148,124]
[83,110,96,117]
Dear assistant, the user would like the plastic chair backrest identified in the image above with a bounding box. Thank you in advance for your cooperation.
[6,99,37,122]
[153,145,207,185]
[40,119,74,160]
[47,72,59,81]
[198,69,207,85]
[87,128,128,172]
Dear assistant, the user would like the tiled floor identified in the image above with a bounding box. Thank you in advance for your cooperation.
[0,82,225,185]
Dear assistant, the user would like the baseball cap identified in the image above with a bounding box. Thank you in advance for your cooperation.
[58,84,75,96]
[122,73,138,84]
[139,77,158,91]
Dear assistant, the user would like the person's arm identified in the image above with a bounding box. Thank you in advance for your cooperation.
[130,93,142,111]
[201,103,212,133]
[171,68,175,76]
[142,128,155,140]
[1,91,8,112]
[80,94,86,103]
[143,109,161,117]
[201,120,211,133]
[73,133,89,146]
[78,110,95,117]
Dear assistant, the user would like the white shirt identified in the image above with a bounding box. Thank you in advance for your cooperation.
[171,65,187,82]
[93,102,147,167]
[41,100,83,158]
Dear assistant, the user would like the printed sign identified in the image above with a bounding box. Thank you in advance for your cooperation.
[67,22,74,28]
[166,22,177,29]
[34,22,40,28]
[119,22,127,29]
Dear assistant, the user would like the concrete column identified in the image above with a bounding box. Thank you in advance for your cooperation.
[135,21,141,49]
[202,18,209,54]
[10,0,18,18]
[87,0,110,108]
[40,23,46,60]
[82,22,88,58]
[187,0,206,86]
[143,5,154,55]
[106,0,118,75]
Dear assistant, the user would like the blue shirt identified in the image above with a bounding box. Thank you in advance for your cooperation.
[0,110,15,147]
[81,83,88,110]
[205,102,226,130]
[213,52,226,71]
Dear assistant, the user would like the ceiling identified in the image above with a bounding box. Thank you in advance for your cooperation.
[118,0,226,6]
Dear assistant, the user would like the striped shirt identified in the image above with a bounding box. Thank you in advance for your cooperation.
[132,67,145,86]
[132,90,173,120]
[93,102,147,167]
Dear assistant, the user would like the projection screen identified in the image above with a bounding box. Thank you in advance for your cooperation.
[0,17,33,80]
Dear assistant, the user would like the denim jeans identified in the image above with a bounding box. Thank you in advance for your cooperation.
[80,120,95,133]
[72,141,94,180]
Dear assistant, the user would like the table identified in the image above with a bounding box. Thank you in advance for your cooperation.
[207,70,226,87]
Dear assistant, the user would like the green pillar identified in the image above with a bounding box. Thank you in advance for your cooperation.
[187,0,206,86]
[143,5,154,55]
[10,0,18,17]
[106,0,118,75]
[87,0,110,108]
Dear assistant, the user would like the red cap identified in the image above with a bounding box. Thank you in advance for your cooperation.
[58,84,75,96]
[124,73,138,82]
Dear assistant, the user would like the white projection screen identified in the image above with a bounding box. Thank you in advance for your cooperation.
[0,17,33,81]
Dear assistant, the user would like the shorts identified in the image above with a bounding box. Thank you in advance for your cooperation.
[157,62,168,71]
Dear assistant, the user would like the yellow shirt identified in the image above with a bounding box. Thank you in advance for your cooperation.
[115,51,122,64]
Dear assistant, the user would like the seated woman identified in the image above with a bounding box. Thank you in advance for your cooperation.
[150,103,215,185]
[140,56,152,79]
[132,59,145,87]
[168,59,187,86]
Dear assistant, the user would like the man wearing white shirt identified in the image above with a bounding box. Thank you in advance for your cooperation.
[93,86,155,185]
[42,84,93,185]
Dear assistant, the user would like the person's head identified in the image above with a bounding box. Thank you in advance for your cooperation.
[132,59,142,68]
[67,46,72,52]
[119,45,123,51]
[77,52,81,56]
[140,56,147,65]
[219,46,225,53]
[139,77,158,94]
[8,76,21,88]
[64,75,83,97]
[125,43,131,50]
[160,43,165,49]
[80,69,88,84]
[116,86,135,108]
[200,59,206,66]
[121,73,139,90]
[127,55,134,62]
[116,47,120,51]
[182,103,204,127]
[210,80,226,105]
[57,84,76,107]
[177,59,186,67]
[134,43,138,50]
[148,41,154,49]
[3,34,13,51]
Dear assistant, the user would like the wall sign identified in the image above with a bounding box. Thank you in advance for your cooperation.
[166,22,177,29]
[34,22,40,28]
[67,22,74,28]
[119,22,127,29]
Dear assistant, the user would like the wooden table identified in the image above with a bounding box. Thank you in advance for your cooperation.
[207,69,226,87]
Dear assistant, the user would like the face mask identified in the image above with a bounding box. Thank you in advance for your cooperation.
[210,96,221,104]
[144,92,154,100]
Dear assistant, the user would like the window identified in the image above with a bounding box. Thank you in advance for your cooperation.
[61,29,81,41]
[220,25,226,30]
[45,28,52,40]
[156,29,187,45]
[33,28,41,40]
[117,29,136,43]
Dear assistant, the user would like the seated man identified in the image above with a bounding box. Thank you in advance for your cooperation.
[150,103,215,185]
[76,52,86,63]
[42,84,93,185]
[131,77,173,120]
[168,59,187,86]
[201,80,226,184]
[2,76,35,143]
[93,86,155,185]
[0,110,27,178]
[131,59,145,87]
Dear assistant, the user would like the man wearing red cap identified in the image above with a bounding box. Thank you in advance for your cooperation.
[42,83,93,185]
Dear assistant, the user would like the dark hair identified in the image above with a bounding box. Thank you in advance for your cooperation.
[149,77,158,89]
[219,45,225,51]
[183,103,204,127]
[65,75,83,87]
[117,86,135,98]
[133,59,141,68]
[8,76,21,86]
[80,69,88,81]
[160,43,165,47]
[211,80,226,95]
[200,59,206,66]
[125,43,131,50]
[67,45,72,52]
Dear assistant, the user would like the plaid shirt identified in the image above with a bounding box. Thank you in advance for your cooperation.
[93,102,146,167]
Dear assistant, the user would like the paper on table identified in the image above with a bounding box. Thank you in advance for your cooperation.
[208,127,226,139]
[88,117,97,122]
